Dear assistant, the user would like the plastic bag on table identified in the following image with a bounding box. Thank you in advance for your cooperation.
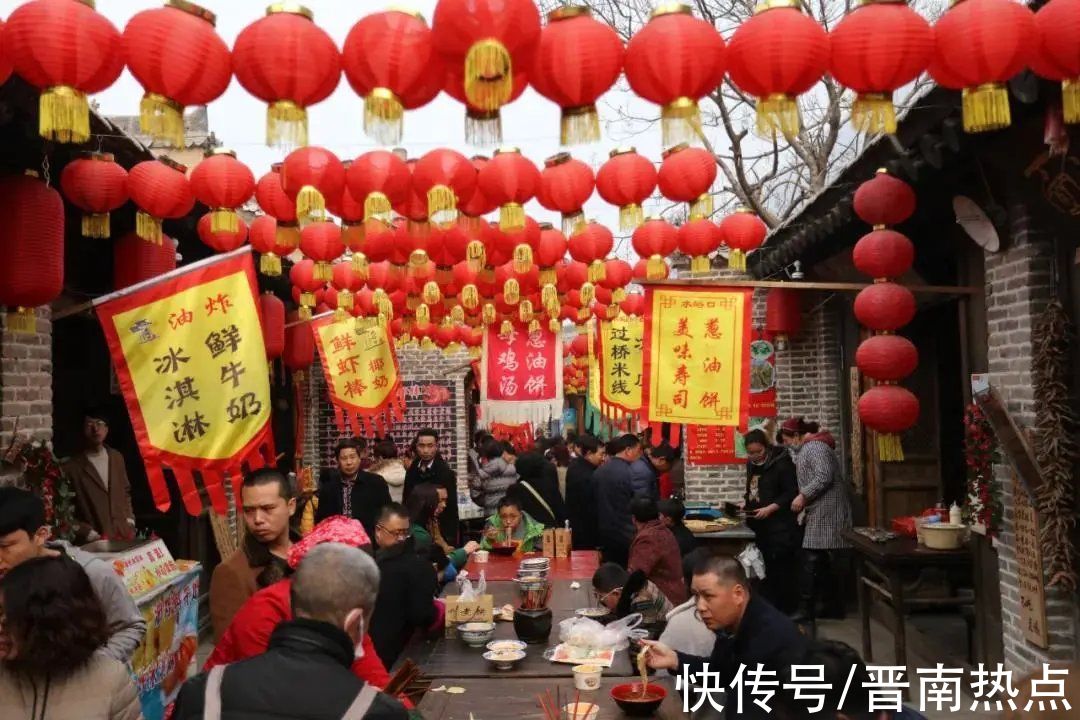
[456,570,486,601]
[559,612,643,651]
[737,543,766,580]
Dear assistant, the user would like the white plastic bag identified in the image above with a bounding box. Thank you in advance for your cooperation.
[559,612,642,651]
[456,569,487,601]
[737,543,766,580]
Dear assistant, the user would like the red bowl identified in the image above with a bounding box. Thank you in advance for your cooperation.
[489,543,517,556]
[610,682,666,716]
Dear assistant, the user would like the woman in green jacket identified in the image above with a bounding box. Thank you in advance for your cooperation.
[406,482,479,569]
[480,496,546,552]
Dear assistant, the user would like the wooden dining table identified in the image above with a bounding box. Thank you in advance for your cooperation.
[462,550,601,582]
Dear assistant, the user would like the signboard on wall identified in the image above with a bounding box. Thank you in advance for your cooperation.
[1012,475,1049,648]
[386,380,458,470]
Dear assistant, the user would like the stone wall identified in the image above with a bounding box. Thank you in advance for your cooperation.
[0,307,54,484]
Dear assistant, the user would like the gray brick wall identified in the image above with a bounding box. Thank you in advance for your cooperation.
[1,307,53,485]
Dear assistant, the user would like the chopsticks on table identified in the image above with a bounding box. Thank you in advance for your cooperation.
[536,685,588,720]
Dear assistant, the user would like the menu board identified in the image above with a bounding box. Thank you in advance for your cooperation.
[108,539,181,601]
[1012,475,1049,648]
[386,380,458,469]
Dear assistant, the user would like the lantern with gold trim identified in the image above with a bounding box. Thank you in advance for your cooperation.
[568,221,614,283]
[658,144,716,220]
[127,157,195,245]
[290,258,324,320]
[347,150,411,225]
[719,208,768,271]
[596,148,657,231]
[538,153,595,234]
[0,171,64,334]
[197,212,248,253]
[300,220,344,282]
[632,217,678,279]
[677,218,722,274]
[255,164,301,251]
[59,152,128,239]
[600,259,632,303]
[249,215,286,276]
[445,62,529,147]
[282,146,345,225]
[413,148,476,228]
[1034,0,1080,124]
[189,149,255,234]
[477,147,539,233]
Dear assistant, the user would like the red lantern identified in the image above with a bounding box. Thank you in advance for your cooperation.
[284,313,315,375]
[0,19,12,86]
[727,0,829,137]
[677,219,723,274]
[5,0,123,144]
[600,259,632,303]
[620,292,646,318]
[343,9,443,145]
[122,1,231,147]
[444,59,529,146]
[414,148,477,227]
[852,229,914,279]
[290,259,324,320]
[189,149,255,234]
[347,150,411,224]
[114,232,176,290]
[930,0,1035,133]
[632,218,677,279]
[431,0,541,113]
[634,257,667,280]
[531,6,624,144]
[858,384,920,460]
[624,4,725,146]
[232,5,340,147]
[300,221,345,282]
[853,169,916,227]
[568,222,614,283]
[477,147,539,233]
[59,152,128,239]
[765,288,801,348]
[260,293,286,360]
[197,212,248,253]
[249,215,293,276]
[596,147,657,231]
[830,2,932,134]
[538,153,595,235]
[1034,0,1080,123]
[255,164,300,251]
[0,172,64,333]
[853,282,916,331]
[719,209,768,271]
[658,144,717,220]
[282,146,345,224]
[127,158,195,245]
[535,223,568,288]
[855,334,918,382]
[331,259,366,313]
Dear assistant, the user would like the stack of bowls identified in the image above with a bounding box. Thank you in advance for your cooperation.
[516,557,550,580]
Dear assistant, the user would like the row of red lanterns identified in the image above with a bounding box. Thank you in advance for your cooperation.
[3,0,1078,151]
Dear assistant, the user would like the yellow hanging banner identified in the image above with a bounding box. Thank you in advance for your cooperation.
[597,316,644,417]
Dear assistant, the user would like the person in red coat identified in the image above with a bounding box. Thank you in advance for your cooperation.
[628,497,689,606]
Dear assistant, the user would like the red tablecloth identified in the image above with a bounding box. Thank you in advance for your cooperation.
[463,550,600,581]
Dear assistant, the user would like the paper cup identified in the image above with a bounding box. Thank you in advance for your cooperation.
[474,550,489,563]
[572,664,603,691]
[562,702,599,720]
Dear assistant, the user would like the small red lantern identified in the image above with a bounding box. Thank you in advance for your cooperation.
[620,292,646,318]
[5,0,123,144]
[632,218,678,280]
[331,259,365,314]
[853,282,916,331]
[854,169,916,227]
[852,229,914,279]
[538,153,595,234]
[830,2,932,134]
[431,0,541,113]
[232,5,340,148]
[531,5,624,145]
[624,4,725,146]
[727,0,830,138]
[249,215,286,276]
[858,384,920,460]
[658,144,717,220]
[1034,0,1080,124]
[596,147,657,231]
[282,146,346,224]
[600,258,632,303]
[284,313,315,376]
[414,148,477,227]
[59,152,128,239]
[765,288,801,349]
[260,292,286,361]
[634,257,668,280]
[0,172,64,333]
[477,147,540,233]
[197,212,248,253]
[189,149,256,234]
[300,221,345,282]
[568,222,614,283]
[122,1,231,147]
[114,232,176,290]
[347,150,411,224]
[127,157,195,245]
[719,209,768,271]
[535,223,568,289]
[930,0,1035,133]
[290,258,324,320]
[343,9,443,145]
[677,219,723,274]
[255,164,300,251]
[855,334,918,382]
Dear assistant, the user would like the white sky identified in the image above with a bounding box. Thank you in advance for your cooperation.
[0,0,686,260]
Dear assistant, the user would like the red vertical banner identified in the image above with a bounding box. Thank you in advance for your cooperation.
[484,324,557,401]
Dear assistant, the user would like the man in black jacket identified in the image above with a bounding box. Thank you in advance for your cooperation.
[593,434,642,567]
[504,451,567,528]
[316,438,392,541]
[369,503,438,668]
[173,543,407,720]
[403,428,459,545]
[565,435,604,549]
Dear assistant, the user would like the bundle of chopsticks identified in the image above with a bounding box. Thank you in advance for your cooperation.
[520,583,552,610]
[536,686,590,720]
[384,659,430,705]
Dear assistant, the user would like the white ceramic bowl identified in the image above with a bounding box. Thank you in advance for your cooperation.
[458,622,496,647]
[483,649,526,670]
[486,639,527,653]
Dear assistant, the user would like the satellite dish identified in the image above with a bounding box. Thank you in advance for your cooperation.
[953,196,1000,252]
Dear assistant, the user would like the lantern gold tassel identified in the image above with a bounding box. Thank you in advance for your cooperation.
[296,186,326,224]
[416,304,430,324]
[1063,79,1080,124]
[613,288,626,303]
[300,292,316,307]
[409,250,429,268]
[661,97,700,148]
[140,92,185,148]
[482,303,496,325]
[689,193,713,221]
[690,256,711,274]
[427,185,458,227]
[851,93,896,135]
[512,244,533,273]
[962,84,1011,133]
[422,281,441,305]
[619,204,643,232]
[504,278,520,304]
[136,211,163,245]
[40,86,90,144]
[499,202,525,232]
[333,307,347,322]
[298,305,313,321]
[260,253,282,276]
[562,212,585,236]
[647,255,667,279]
[877,433,905,462]
[465,109,503,147]
[562,104,601,146]
[211,209,239,233]
[365,88,404,146]
[541,284,558,310]
[580,282,595,305]
[82,212,110,239]
[466,240,486,272]
[267,100,308,150]
[464,39,513,111]
[462,284,479,310]
[549,318,560,334]
[756,93,802,139]
[728,249,746,272]
[351,252,369,275]
[6,307,37,335]
[314,261,333,282]
[451,305,465,323]
[364,192,392,223]
[500,320,514,336]
[587,261,605,284]
[539,268,557,286]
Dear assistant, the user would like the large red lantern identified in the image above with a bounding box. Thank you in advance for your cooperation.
[632,218,678,279]
[719,209,768,271]
[282,146,346,224]
[189,149,255,233]
[624,4,725,146]
[727,0,830,138]
[854,282,916,331]
[600,259,633,303]
[59,152,128,239]
[114,232,176,290]
[855,334,918,382]
[0,19,12,86]
[852,229,914,279]
[347,150,411,224]
[596,148,657,231]
[197,212,248,253]
[853,169,916,226]
[477,147,539,233]
[858,385,920,459]
[677,219,723,274]
[0,172,64,333]
[5,0,123,144]
[830,2,932,134]
[300,221,345,282]
[658,144,717,219]
[930,0,1035,133]
[414,148,477,227]
[568,221,614,283]
[290,259,324,320]
[260,293,286,361]
[620,292,646,318]
[530,6,624,145]
[431,0,541,113]
[127,158,195,245]
[1034,0,1080,123]
[122,1,231,147]
[232,5,340,148]
[284,313,315,375]
[765,288,801,348]
[255,164,300,251]
[538,153,595,235]
[343,9,443,145]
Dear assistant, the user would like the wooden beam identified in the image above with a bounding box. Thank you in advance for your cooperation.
[638,277,981,295]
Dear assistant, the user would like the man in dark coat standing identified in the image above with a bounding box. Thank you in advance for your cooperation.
[593,434,643,567]
[565,435,605,549]
[316,438,392,541]
[403,428,459,545]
